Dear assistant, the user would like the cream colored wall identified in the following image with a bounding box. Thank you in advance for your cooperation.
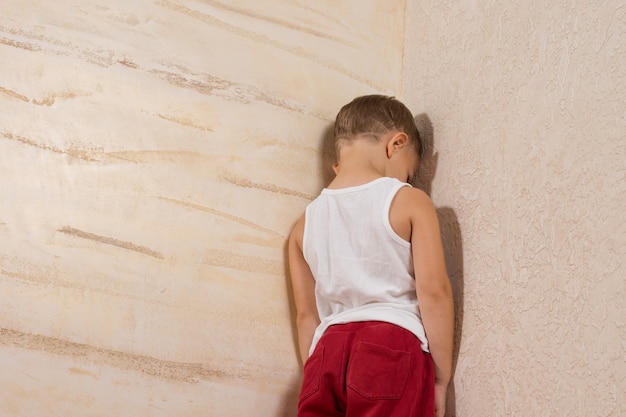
[0,1,406,416]
[403,1,625,416]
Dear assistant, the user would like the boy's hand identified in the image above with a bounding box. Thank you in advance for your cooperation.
[434,382,447,417]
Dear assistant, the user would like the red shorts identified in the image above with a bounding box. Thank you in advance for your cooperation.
[298,321,434,417]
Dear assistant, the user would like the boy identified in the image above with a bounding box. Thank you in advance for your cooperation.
[288,95,454,417]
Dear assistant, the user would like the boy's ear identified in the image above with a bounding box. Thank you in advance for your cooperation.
[386,132,409,158]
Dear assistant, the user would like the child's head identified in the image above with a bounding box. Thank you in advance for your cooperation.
[334,95,421,158]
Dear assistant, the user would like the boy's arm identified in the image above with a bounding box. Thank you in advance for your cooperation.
[288,214,320,365]
[406,189,454,403]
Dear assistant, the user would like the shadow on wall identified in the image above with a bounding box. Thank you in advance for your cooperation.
[282,239,303,417]
[413,114,465,417]
[280,122,335,417]
[282,233,304,417]
[318,123,336,188]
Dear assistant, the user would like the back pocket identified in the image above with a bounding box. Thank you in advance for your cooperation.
[347,341,410,400]
[299,346,325,402]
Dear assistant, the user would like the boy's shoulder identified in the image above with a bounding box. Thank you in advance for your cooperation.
[398,183,433,205]
[393,184,437,218]
[389,184,438,241]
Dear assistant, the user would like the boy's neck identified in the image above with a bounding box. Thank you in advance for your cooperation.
[327,169,383,189]
[326,141,387,189]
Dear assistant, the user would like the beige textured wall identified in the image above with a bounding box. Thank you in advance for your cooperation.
[0,1,406,416]
[403,1,625,416]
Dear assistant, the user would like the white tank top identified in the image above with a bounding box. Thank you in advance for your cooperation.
[303,177,428,355]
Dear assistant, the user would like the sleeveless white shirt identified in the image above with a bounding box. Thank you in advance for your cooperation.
[303,177,428,355]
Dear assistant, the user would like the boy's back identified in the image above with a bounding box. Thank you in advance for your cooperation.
[303,176,429,356]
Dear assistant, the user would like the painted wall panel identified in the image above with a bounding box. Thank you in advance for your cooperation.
[0,1,406,415]
[402,1,625,416]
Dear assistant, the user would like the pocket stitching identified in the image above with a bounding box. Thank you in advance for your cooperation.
[299,346,325,402]
[347,341,411,400]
